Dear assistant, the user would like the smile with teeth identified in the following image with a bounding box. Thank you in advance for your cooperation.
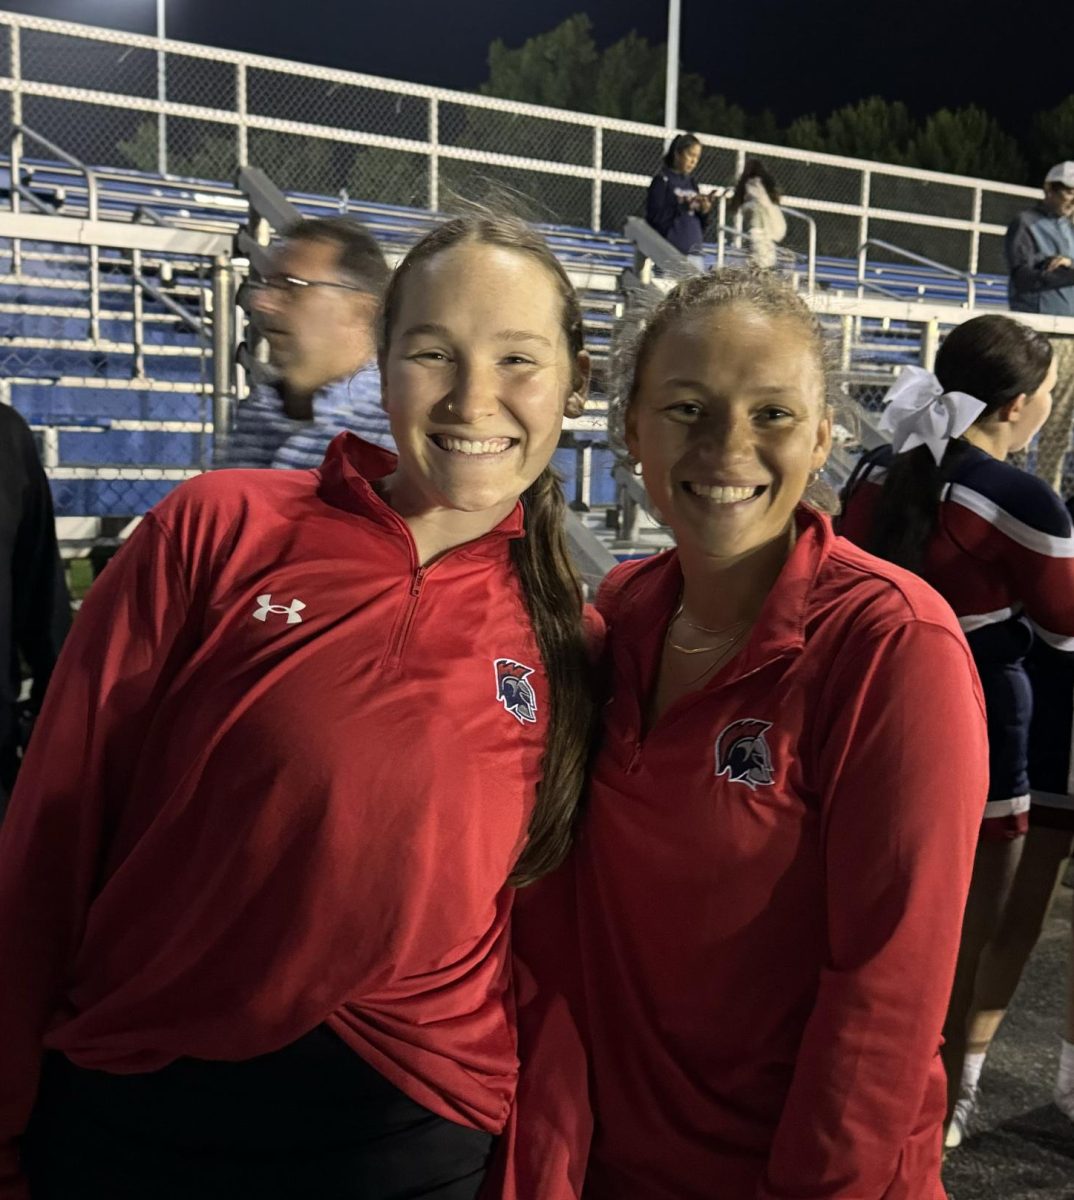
[685,482,765,503]
[431,434,517,456]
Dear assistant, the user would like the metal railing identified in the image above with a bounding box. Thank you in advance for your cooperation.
[783,207,817,296]
[13,124,99,221]
[857,238,977,309]
[0,9,1042,282]
[12,122,102,338]
[622,214,699,285]
[7,126,218,358]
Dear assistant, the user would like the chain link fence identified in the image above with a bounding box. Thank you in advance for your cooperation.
[0,12,1041,261]
[3,8,1074,555]
[824,312,1074,498]
[0,233,215,543]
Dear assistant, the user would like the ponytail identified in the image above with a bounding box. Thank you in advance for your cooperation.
[865,444,971,572]
[865,313,1054,573]
[508,467,596,886]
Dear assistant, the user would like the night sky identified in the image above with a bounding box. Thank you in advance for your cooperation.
[10,0,1074,135]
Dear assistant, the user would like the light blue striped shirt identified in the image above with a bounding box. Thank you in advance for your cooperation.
[217,363,394,470]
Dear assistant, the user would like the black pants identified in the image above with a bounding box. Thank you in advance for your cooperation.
[23,1026,494,1199]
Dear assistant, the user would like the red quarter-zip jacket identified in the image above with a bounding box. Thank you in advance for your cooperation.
[575,507,988,1199]
[0,434,562,1198]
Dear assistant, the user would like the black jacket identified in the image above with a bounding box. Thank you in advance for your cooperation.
[0,404,70,801]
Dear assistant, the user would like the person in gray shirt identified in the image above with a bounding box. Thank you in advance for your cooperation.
[1006,162,1074,488]
[1007,162,1074,316]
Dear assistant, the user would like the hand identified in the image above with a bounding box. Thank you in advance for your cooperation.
[695,195,714,214]
[1045,255,1073,271]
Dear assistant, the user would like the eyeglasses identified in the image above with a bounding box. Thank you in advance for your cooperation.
[247,274,365,296]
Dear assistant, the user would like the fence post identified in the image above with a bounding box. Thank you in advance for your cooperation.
[858,169,871,275]
[920,318,940,370]
[428,97,439,212]
[10,25,20,277]
[236,62,249,169]
[211,254,236,458]
[840,315,853,372]
[733,148,746,236]
[969,185,982,280]
[131,249,145,381]
[591,125,603,232]
[157,0,167,175]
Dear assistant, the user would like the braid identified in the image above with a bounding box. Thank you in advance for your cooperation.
[508,466,596,885]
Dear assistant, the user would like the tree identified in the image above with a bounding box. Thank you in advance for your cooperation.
[118,119,236,182]
[906,106,1026,183]
[824,97,916,164]
[1031,96,1074,180]
[593,30,664,123]
[681,84,747,140]
[746,109,781,146]
[482,14,598,113]
[482,17,749,141]
[785,115,825,153]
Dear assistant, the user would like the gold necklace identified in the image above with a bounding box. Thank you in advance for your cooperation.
[665,604,750,655]
[677,626,751,686]
[675,605,749,636]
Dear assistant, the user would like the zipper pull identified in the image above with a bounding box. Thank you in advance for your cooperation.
[627,741,642,773]
[411,567,425,596]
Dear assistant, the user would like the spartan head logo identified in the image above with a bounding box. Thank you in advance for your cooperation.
[714,718,775,790]
[494,658,538,725]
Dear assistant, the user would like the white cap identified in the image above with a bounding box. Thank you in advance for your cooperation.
[1046,162,1074,187]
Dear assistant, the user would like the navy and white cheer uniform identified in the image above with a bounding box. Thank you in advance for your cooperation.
[841,443,1074,837]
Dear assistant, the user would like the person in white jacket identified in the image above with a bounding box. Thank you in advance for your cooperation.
[730,159,787,270]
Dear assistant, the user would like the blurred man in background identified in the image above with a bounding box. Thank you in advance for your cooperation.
[220,216,393,469]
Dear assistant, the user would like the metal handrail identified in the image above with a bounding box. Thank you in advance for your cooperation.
[13,125,98,222]
[857,238,976,309]
[133,270,208,341]
[622,215,700,283]
[782,207,816,296]
[11,182,52,216]
[134,204,169,226]
[236,165,301,235]
[12,124,101,340]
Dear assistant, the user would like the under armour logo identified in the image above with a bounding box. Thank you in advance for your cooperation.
[252,594,306,625]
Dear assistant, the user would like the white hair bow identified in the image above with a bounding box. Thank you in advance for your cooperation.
[878,365,987,465]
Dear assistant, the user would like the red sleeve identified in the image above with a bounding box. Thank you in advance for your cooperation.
[0,514,196,1198]
[757,621,987,1199]
[479,865,591,1200]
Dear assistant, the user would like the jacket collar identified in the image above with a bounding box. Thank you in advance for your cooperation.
[315,432,526,556]
[621,505,833,690]
[738,504,832,665]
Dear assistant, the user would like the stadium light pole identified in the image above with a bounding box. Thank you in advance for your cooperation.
[156,0,167,175]
[664,0,681,134]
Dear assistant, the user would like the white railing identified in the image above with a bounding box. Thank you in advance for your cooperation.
[0,9,1039,281]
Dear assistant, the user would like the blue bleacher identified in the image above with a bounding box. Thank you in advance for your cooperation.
[0,155,1014,521]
